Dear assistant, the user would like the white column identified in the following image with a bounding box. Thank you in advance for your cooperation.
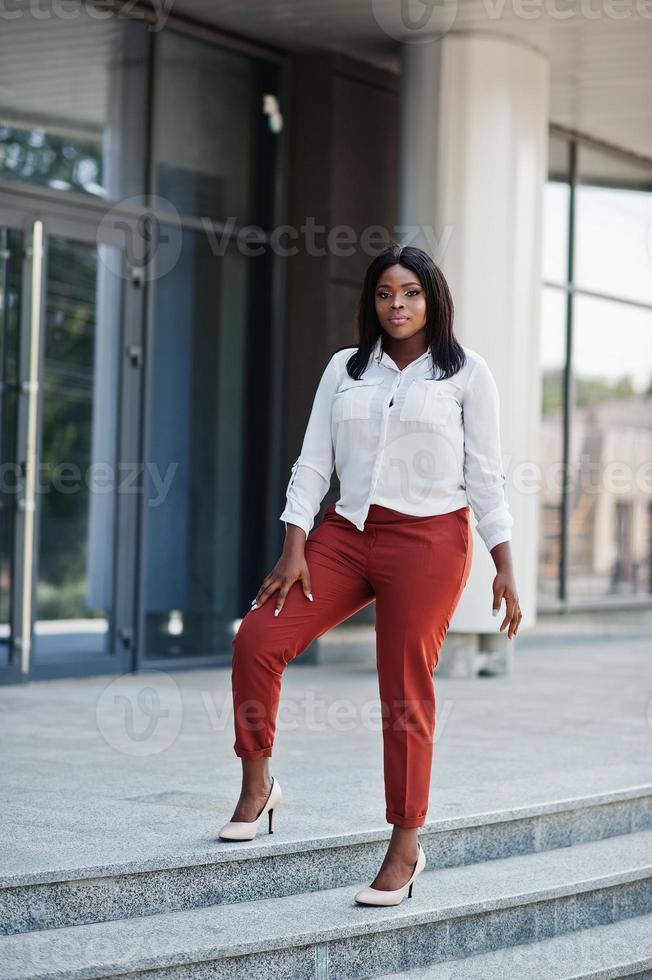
[399,33,550,636]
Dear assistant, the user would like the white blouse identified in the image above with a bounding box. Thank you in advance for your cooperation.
[280,336,514,554]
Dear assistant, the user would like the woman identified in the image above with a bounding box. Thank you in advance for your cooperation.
[219,243,522,908]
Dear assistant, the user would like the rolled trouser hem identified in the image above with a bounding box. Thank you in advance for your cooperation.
[386,809,426,828]
[234,746,273,759]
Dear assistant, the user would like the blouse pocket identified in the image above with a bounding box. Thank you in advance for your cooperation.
[399,379,459,426]
[332,379,381,423]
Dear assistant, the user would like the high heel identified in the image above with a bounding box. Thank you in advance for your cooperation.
[354,841,426,906]
[218,776,282,841]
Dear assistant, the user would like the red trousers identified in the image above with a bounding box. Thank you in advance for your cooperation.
[230,503,473,828]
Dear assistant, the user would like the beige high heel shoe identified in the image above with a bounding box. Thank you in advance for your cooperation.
[354,841,426,906]
[218,776,283,841]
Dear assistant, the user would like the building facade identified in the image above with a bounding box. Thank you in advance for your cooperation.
[0,3,650,682]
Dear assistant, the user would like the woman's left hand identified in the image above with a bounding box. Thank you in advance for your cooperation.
[492,571,522,639]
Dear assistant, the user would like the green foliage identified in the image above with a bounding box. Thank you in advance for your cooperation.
[542,368,646,413]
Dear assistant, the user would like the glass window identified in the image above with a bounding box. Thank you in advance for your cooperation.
[0,8,146,199]
[575,146,652,306]
[567,293,652,600]
[542,136,571,284]
[153,31,281,227]
[538,286,568,603]
[540,134,652,608]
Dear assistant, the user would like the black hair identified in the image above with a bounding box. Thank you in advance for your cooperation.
[336,243,466,381]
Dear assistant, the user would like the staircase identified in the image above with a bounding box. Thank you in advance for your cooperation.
[1,785,651,979]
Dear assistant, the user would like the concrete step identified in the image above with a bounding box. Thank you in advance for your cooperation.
[2,784,651,935]
[374,912,652,980]
[1,828,650,980]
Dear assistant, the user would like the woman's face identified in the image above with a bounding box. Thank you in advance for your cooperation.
[374,263,428,341]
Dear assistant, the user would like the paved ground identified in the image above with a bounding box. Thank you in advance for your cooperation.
[1,608,651,884]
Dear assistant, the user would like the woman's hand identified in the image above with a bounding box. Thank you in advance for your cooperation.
[488,541,521,639]
[491,570,522,639]
[251,530,313,617]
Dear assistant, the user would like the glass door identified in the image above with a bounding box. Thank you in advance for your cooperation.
[0,200,143,680]
[136,30,284,667]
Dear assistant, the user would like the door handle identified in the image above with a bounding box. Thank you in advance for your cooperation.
[126,344,143,368]
[118,627,134,650]
[18,219,44,675]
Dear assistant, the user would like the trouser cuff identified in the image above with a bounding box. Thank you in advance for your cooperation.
[234,746,273,759]
[386,808,426,828]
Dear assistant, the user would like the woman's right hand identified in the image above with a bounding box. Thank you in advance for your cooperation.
[251,530,313,617]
